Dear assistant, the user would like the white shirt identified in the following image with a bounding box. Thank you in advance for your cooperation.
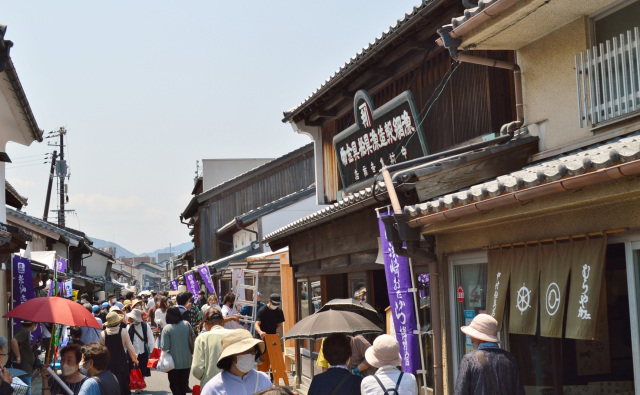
[220,304,244,329]
[147,298,155,310]
[361,366,418,395]
[202,370,271,395]
[126,323,156,355]
[155,310,167,328]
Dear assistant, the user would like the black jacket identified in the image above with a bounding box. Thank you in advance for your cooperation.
[308,367,362,395]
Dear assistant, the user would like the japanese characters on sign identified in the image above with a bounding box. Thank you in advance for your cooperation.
[377,212,421,374]
[197,265,216,296]
[334,90,428,189]
[12,255,41,343]
[185,272,199,295]
[169,280,178,291]
[56,257,67,273]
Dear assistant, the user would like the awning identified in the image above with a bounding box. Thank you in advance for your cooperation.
[221,247,289,280]
[28,251,58,270]
[205,247,258,272]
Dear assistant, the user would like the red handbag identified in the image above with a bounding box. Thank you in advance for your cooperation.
[129,368,147,390]
[147,348,162,369]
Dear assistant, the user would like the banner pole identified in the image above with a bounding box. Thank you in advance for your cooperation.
[408,257,429,394]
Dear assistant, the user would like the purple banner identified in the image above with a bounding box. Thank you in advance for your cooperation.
[169,280,178,291]
[377,213,421,374]
[12,256,42,343]
[48,281,63,297]
[185,272,198,295]
[197,265,216,296]
[56,257,67,273]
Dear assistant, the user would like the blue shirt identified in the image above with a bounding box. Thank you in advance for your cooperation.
[77,379,100,395]
[201,370,271,395]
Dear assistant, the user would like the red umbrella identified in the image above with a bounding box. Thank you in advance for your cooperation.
[4,296,102,329]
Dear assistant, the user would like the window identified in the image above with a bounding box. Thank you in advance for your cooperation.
[577,0,640,126]
[448,252,489,379]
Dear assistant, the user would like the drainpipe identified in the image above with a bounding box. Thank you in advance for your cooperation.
[235,217,260,249]
[381,167,443,395]
[437,25,524,134]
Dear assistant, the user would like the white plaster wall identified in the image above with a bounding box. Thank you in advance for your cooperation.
[83,253,109,277]
[261,196,327,251]
[518,17,591,151]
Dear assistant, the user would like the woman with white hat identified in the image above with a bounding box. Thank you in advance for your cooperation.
[454,314,524,395]
[99,310,139,395]
[360,334,418,395]
[126,309,155,384]
[201,329,272,395]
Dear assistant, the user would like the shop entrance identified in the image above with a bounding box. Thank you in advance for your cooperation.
[509,242,633,393]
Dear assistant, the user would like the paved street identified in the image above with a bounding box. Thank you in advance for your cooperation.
[142,370,200,395]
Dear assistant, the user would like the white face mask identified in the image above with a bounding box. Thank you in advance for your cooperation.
[268,304,277,310]
[78,361,88,376]
[62,364,77,377]
[234,354,255,373]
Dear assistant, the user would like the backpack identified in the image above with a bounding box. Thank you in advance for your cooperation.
[373,372,404,395]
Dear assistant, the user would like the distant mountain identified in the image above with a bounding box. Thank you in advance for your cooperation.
[89,238,193,262]
[90,237,138,258]
[140,242,193,260]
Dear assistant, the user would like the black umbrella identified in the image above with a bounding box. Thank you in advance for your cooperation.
[283,309,382,340]
[317,298,383,325]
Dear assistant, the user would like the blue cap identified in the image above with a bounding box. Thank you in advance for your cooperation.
[101,302,109,308]
[92,305,99,313]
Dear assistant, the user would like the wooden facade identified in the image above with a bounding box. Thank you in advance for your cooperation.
[190,143,315,264]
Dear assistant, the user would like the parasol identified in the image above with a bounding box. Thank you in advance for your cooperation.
[283,309,382,340]
[138,290,152,297]
[4,297,102,329]
[317,298,383,325]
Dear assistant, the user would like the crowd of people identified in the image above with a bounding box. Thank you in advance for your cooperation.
[1,288,523,395]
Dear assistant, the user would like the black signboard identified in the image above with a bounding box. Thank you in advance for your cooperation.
[333,90,428,191]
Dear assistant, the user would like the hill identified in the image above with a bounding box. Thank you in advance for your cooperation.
[89,238,193,261]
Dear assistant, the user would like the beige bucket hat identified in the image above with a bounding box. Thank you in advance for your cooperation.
[460,313,501,343]
[365,334,402,368]
[216,329,266,366]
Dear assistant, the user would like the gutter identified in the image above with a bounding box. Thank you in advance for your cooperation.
[435,0,519,46]
[407,157,640,228]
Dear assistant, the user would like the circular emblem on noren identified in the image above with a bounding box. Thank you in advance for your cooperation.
[516,283,531,315]
[546,282,561,316]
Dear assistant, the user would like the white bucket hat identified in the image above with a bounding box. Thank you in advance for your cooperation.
[460,314,501,343]
[127,309,143,323]
[365,334,402,368]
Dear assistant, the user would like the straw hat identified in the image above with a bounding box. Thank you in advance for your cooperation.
[216,329,265,367]
[123,300,132,308]
[105,311,123,327]
[127,309,143,323]
[460,314,501,343]
[365,334,402,368]
[131,299,142,309]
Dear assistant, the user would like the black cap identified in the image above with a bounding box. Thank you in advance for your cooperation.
[269,293,281,305]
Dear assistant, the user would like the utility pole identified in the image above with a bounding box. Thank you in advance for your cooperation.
[44,127,72,226]
[43,150,57,221]
[58,130,66,227]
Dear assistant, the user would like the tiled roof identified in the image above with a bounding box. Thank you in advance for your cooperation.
[5,180,28,209]
[283,0,441,121]
[263,181,388,242]
[7,207,84,244]
[404,132,640,218]
[450,0,499,29]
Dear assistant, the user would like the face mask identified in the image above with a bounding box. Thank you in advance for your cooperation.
[62,364,77,377]
[134,306,142,311]
[78,361,88,376]
[268,304,277,310]
[234,354,255,373]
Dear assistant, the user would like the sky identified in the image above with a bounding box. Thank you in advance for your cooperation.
[3,1,420,255]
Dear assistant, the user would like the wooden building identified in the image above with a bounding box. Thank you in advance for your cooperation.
[265,0,535,391]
